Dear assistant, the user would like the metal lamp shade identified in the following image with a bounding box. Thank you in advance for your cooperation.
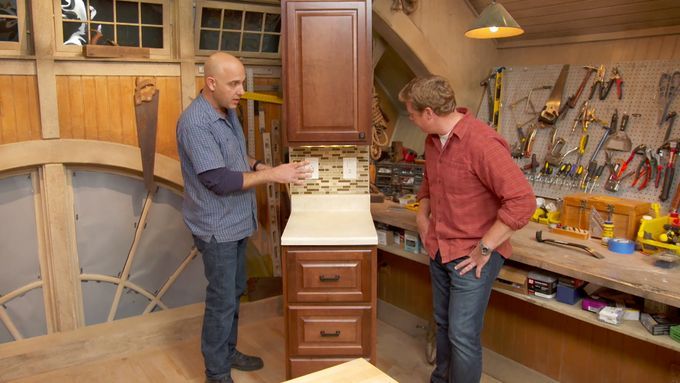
[465,2,524,39]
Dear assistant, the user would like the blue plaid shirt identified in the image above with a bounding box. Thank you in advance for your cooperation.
[176,93,257,242]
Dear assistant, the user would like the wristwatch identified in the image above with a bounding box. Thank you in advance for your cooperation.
[479,241,493,257]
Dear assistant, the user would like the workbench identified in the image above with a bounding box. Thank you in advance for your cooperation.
[371,200,680,353]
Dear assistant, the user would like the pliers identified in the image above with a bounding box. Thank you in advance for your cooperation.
[631,149,653,190]
[617,144,646,179]
[601,67,623,100]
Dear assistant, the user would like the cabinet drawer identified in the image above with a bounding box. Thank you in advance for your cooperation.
[288,305,372,357]
[288,357,355,379]
[286,248,373,303]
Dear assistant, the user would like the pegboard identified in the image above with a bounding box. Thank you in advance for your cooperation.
[478,60,680,209]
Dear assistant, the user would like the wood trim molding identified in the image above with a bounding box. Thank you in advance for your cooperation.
[38,164,84,331]
[53,61,181,76]
[0,59,37,75]
[497,25,680,49]
[0,140,184,188]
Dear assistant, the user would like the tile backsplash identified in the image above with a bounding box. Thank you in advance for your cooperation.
[289,146,369,194]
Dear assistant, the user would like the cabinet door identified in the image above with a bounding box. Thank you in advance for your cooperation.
[282,0,372,145]
[286,247,373,303]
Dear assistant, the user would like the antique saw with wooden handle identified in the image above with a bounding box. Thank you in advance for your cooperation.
[134,77,159,193]
[539,64,570,126]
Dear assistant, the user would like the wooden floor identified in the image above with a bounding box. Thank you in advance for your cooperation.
[7,316,507,383]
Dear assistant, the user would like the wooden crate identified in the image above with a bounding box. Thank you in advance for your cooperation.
[561,193,650,240]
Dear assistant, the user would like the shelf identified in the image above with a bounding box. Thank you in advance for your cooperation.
[491,287,680,353]
[377,239,680,352]
[377,244,429,266]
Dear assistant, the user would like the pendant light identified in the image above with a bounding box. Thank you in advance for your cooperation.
[465,1,524,39]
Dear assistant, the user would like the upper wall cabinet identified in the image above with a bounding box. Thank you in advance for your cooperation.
[282,0,372,145]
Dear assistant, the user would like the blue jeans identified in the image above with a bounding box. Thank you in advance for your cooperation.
[195,236,248,381]
[429,250,504,383]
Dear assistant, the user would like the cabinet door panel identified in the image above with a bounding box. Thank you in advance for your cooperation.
[286,248,372,302]
[288,305,371,357]
[283,0,371,144]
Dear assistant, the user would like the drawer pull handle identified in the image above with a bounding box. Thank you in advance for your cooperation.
[320,330,341,337]
[319,274,340,282]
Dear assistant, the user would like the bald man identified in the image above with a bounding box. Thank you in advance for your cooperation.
[177,52,311,383]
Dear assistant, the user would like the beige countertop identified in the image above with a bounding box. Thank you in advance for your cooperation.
[281,194,378,246]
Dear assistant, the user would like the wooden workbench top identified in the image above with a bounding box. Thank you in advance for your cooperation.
[371,201,680,308]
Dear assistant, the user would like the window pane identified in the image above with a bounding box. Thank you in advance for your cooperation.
[63,20,88,45]
[199,30,219,50]
[222,9,242,30]
[141,3,162,25]
[142,26,163,48]
[62,0,86,21]
[116,1,139,24]
[220,32,240,51]
[0,0,17,16]
[262,34,279,53]
[0,17,18,42]
[242,33,260,52]
[201,7,221,29]
[264,13,281,33]
[90,0,114,22]
[92,24,115,45]
[117,24,139,46]
[244,12,262,32]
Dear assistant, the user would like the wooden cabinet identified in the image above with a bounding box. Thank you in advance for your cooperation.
[283,246,376,379]
[281,0,372,145]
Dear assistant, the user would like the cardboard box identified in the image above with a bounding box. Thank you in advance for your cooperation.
[493,264,529,295]
[562,193,650,240]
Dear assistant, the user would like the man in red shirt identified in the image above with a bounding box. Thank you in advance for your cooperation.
[398,76,535,383]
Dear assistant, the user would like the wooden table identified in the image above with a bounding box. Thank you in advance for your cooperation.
[283,358,397,383]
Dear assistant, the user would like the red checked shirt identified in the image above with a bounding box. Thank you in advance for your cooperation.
[416,108,535,263]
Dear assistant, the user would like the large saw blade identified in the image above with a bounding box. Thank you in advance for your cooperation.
[539,64,570,125]
[134,77,159,193]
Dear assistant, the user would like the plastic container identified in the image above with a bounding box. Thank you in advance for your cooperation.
[636,215,680,255]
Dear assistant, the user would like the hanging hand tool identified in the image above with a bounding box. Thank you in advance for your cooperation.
[662,111,678,143]
[606,110,634,152]
[571,101,590,134]
[588,163,606,193]
[588,123,615,165]
[660,141,679,201]
[600,66,623,100]
[569,134,588,177]
[588,65,606,100]
[535,231,604,259]
[658,72,680,127]
[617,144,646,179]
[654,150,663,188]
[539,64,570,125]
[560,66,597,116]
[631,149,652,190]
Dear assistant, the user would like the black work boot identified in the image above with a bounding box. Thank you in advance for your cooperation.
[230,349,264,371]
[205,377,234,383]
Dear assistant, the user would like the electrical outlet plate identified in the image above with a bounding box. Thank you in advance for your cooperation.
[343,157,357,179]
[306,157,319,179]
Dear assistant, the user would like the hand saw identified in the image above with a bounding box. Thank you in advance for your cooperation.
[539,64,570,126]
[134,77,159,193]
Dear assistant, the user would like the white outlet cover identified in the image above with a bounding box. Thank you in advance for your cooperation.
[343,157,357,179]
[306,157,319,179]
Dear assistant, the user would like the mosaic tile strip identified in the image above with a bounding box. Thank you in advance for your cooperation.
[289,146,370,194]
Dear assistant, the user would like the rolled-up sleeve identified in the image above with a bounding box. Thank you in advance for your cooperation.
[475,136,535,230]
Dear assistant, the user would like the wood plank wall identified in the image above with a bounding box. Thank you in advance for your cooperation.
[498,33,680,66]
[56,76,182,159]
[0,75,41,144]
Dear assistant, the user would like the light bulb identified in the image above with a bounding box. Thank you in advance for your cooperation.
[489,26,499,33]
